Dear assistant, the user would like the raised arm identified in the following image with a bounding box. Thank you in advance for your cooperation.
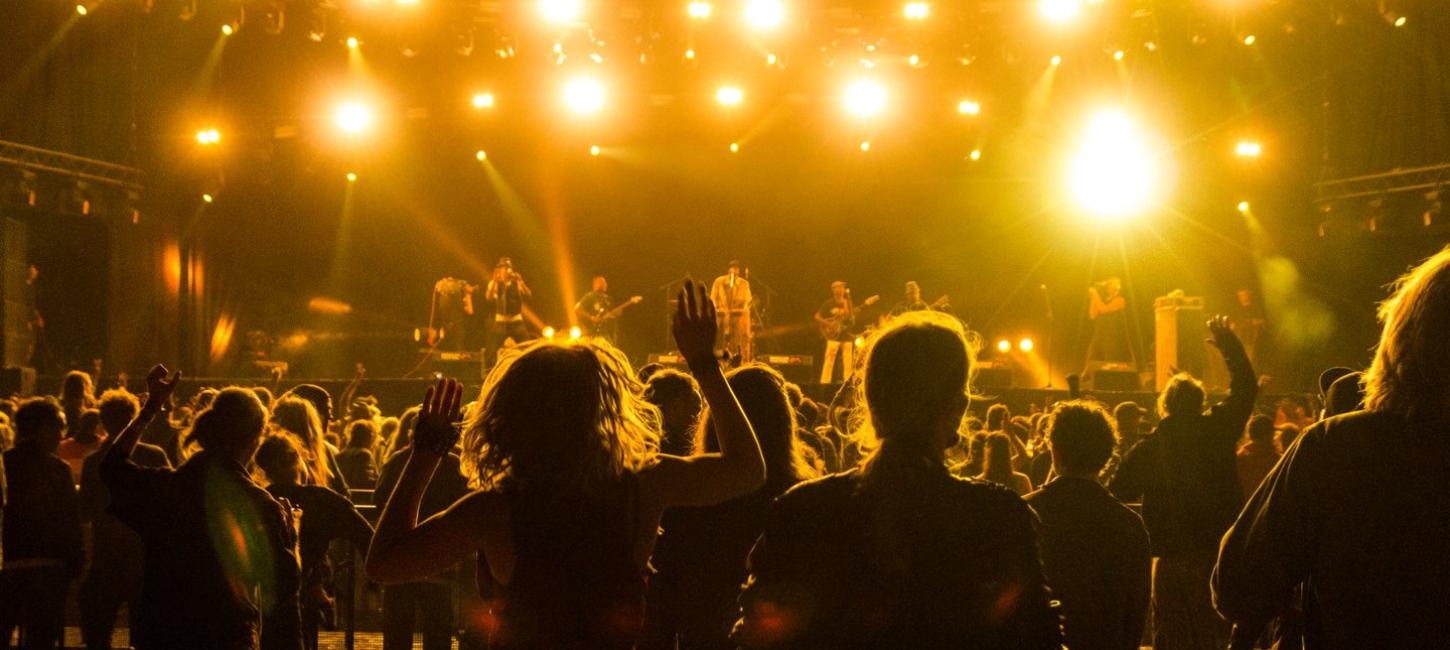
[102,365,179,474]
[1205,315,1258,436]
[643,279,765,507]
[366,378,492,584]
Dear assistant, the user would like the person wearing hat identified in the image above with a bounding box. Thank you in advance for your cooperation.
[709,260,753,362]
[486,257,533,364]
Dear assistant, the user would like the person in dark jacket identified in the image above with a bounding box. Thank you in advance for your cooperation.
[336,419,379,491]
[1027,400,1150,650]
[373,428,471,650]
[255,434,375,650]
[1110,315,1255,650]
[78,388,173,650]
[103,367,303,650]
[641,364,815,649]
[1215,247,1450,649]
[734,310,1061,649]
[0,398,83,649]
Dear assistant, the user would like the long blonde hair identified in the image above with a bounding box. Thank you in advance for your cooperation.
[1363,247,1450,424]
[845,310,980,468]
[460,338,661,492]
[270,396,332,488]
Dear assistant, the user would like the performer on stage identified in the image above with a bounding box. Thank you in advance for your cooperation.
[428,277,477,352]
[485,257,532,363]
[709,260,753,362]
[1086,276,1132,367]
[1230,288,1267,364]
[814,281,878,383]
[889,280,951,317]
[575,276,615,338]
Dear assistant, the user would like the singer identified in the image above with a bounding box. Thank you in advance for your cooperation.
[709,259,754,363]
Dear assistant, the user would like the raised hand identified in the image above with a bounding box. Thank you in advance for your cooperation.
[144,364,181,411]
[1206,315,1245,356]
[673,279,718,367]
[413,377,464,456]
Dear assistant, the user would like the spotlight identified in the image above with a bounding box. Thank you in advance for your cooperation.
[716,85,744,106]
[569,326,583,339]
[744,0,784,30]
[1237,201,1250,213]
[1050,55,1063,66]
[766,53,778,65]
[685,49,696,60]
[1067,110,1163,220]
[1394,16,1406,27]
[475,150,487,161]
[471,92,495,109]
[562,77,605,115]
[854,335,865,348]
[1235,141,1263,158]
[1113,49,1125,61]
[1243,34,1256,45]
[1039,0,1080,24]
[969,149,982,161]
[903,2,928,20]
[687,1,711,18]
[908,54,921,66]
[202,193,214,203]
[589,145,601,156]
[1019,338,1034,352]
[75,4,87,15]
[346,172,358,182]
[346,36,359,49]
[539,0,583,24]
[542,326,556,339]
[195,129,221,145]
[334,101,374,134]
[957,99,981,116]
[859,141,871,152]
[729,142,739,153]
[842,79,887,118]
[221,24,234,36]
[996,339,1011,353]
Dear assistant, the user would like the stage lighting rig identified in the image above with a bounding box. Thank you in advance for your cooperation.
[842,79,887,118]
[563,77,605,115]
[334,102,374,135]
[744,0,784,31]
[1067,110,1164,220]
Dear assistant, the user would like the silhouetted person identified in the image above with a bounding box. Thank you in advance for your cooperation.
[1027,400,1150,650]
[642,369,703,457]
[272,395,349,497]
[78,389,172,650]
[59,369,96,436]
[978,432,1033,495]
[1110,316,1255,650]
[734,310,1061,648]
[372,421,471,650]
[642,365,815,649]
[1236,415,1280,500]
[103,368,302,650]
[366,279,765,649]
[255,434,375,650]
[282,384,350,495]
[0,398,83,649]
[337,419,379,490]
[1215,247,1450,648]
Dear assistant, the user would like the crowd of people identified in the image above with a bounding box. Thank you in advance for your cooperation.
[1,246,1448,649]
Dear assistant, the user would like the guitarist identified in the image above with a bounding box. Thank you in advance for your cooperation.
[574,276,641,341]
[815,281,878,383]
[889,280,952,317]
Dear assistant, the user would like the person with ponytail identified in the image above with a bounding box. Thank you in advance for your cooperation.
[734,310,1061,648]
[102,367,302,650]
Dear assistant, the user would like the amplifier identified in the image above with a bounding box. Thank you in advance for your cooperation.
[429,350,484,379]
[975,367,1013,393]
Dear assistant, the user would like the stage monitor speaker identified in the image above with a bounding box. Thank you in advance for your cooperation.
[1091,368,1141,392]
[428,350,485,379]
[1154,294,1205,391]
[758,354,814,385]
[975,367,1013,393]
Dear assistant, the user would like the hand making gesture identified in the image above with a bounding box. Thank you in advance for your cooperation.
[413,377,464,456]
[143,364,181,414]
[673,278,718,368]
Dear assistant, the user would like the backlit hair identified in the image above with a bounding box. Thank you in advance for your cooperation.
[460,338,661,492]
[1046,400,1117,474]
[271,396,332,487]
[695,364,815,488]
[188,388,268,456]
[1363,247,1450,424]
[1157,372,1205,418]
[847,310,980,463]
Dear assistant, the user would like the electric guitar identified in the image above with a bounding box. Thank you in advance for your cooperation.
[584,295,643,334]
[819,295,880,340]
